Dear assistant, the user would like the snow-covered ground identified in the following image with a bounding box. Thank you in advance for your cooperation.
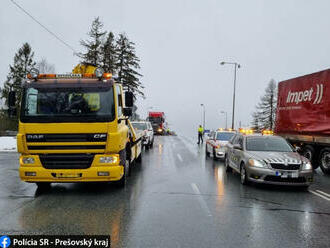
[0,136,17,152]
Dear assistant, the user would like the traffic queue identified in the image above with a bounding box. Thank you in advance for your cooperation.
[205,128,314,189]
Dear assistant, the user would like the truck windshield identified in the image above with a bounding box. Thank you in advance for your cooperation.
[148,117,162,123]
[246,137,293,152]
[20,84,115,123]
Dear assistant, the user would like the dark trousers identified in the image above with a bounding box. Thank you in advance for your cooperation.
[198,133,203,144]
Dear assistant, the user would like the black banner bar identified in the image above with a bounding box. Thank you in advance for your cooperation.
[0,235,110,248]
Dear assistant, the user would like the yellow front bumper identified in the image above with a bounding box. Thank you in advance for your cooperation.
[19,154,124,183]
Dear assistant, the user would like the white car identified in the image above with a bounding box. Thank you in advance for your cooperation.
[206,130,236,160]
[131,121,154,149]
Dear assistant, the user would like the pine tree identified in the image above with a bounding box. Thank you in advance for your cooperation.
[252,79,277,130]
[251,112,261,132]
[79,17,106,67]
[1,43,36,108]
[101,32,117,73]
[115,33,144,98]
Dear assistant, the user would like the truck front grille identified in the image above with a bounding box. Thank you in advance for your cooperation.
[26,133,107,142]
[39,154,94,169]
[270,163,300,170]
[28,145,105,150]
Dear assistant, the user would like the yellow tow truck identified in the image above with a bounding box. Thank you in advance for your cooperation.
[8,68,142,188]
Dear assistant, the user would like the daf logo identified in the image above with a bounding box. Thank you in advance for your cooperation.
[93,134,107,139]
[27,134,44,139]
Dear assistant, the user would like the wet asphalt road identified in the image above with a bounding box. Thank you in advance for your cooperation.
[0,135,330,248]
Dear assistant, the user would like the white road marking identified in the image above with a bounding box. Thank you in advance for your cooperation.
[177,153,183,162]
[309,190,330,201]
[191,183,212,216]
[315,190,330,198]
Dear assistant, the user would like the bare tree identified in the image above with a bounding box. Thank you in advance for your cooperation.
[36,58,55,73]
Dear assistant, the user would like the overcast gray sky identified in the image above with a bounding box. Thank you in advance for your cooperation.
[1,0,330,137]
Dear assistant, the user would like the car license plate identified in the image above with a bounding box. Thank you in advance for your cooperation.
[291,171,299,178]
[281,172,288,178]
[278,171,299,178]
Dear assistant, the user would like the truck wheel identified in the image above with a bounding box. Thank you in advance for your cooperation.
[117,159,130,187]
[136,152,142,163]
[302,145,319,169]
[319,148,330,174]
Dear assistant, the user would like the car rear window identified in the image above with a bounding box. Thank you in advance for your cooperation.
[132,122,147,130]
[216,132,235,141]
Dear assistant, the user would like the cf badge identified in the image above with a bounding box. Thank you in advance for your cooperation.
[94,134,107,139]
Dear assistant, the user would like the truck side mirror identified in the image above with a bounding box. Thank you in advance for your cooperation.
[125,92,134,107]
[123,107,132,117]
[8,108,17,118]
[8,91,17,118]
[8,91,16,108]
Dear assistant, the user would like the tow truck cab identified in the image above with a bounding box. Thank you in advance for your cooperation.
[9,69,142,187]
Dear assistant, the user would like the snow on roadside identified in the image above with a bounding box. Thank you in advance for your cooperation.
[0,136,17,152]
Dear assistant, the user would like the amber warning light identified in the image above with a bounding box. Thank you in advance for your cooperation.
[27,69,112,81]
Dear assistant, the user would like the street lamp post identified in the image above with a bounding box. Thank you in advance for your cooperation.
[220,111,227,129]
[200,104,205,131]
[220,61,240,129]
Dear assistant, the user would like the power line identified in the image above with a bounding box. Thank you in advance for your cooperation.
[10,0,78,56]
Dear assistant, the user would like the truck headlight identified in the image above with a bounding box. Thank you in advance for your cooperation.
[302,162,312,170]
[249,159,266,168]
[22,157,35,164]
[99,156,118,164]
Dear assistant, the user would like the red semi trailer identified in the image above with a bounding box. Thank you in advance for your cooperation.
[275,69,330,174]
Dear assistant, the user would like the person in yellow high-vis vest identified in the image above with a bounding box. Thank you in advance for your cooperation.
[197,125,204,144]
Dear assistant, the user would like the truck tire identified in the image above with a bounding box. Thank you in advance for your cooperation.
[145,143,150,150]
[117,159,130,188]
[136,148,142,163]
[136,153,142,163]
[319,148,330,175]
[302,145,319,169]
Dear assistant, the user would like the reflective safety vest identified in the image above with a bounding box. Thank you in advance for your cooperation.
[198,127,204,134]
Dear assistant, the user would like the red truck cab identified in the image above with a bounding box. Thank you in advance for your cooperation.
[147,112,167,135]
